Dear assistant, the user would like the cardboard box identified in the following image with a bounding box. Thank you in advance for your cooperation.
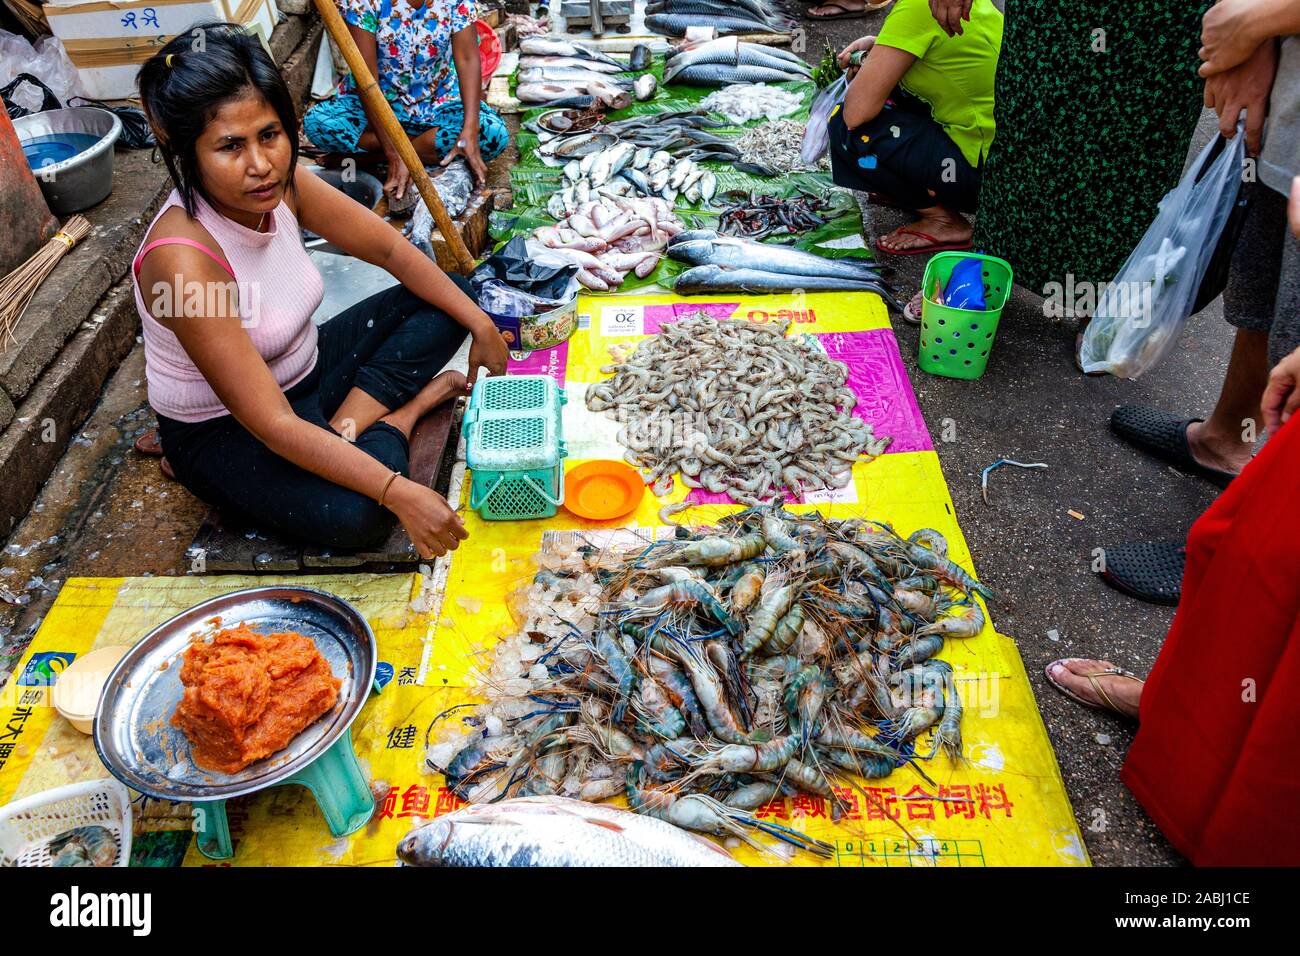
[43,0,279,100]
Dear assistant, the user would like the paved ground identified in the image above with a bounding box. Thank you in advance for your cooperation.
[0,13,1234,865]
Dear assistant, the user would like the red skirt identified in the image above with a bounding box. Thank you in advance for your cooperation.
[1121,415,1300,865]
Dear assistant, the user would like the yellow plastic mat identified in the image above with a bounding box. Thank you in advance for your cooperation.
[0,291,1088,866]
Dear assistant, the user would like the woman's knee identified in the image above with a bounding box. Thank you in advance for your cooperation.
[312,491,396,550]
[303,99,360,153]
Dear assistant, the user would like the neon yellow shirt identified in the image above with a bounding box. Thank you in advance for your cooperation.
[874,0,1004,167]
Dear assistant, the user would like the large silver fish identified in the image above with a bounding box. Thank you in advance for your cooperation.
[666,64,809,87]
[671,36,810,70]
[518,67,635,88]
[397,796,743,867]
[675,264,904,306]
[517,55,629,75]
[665,39,812,80]
[668,237,889,282]
[518,36,629,69]
[646,12,782,35]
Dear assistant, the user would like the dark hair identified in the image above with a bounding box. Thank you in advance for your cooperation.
[137,21,298,216]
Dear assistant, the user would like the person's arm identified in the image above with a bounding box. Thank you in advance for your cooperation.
[445,25,488,184]
[1200,0,1300,76]
[293,167,508,383]
[141,245,467,557]
[348,22,413,202]
[841,43,917,128]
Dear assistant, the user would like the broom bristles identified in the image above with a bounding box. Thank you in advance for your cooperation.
[0,215,91,350]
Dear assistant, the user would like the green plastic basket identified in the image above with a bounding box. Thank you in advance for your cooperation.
[918,252,1014,380]
[463,375,567,520]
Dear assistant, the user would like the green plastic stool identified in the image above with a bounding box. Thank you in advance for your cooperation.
[918,252,1014,380]
[193,727,374,860]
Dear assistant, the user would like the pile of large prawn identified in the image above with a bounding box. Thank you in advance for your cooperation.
[586,311,891,503]
[428,506,990,859]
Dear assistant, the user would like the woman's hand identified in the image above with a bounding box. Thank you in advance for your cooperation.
[383,146,412,202]
[468,323,509,386]
[1203,37,1278,155]
[838,35,876,80]
[929,0,973,36]
[443,129,487,185]
[386,478,468,558]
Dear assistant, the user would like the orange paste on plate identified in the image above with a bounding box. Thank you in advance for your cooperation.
[171,624,340,774]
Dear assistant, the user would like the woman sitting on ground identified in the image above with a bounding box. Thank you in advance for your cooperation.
[828,0,1003,255]
[302,0,508,201]
[134,23,507,557]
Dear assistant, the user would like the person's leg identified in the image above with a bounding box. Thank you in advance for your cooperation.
[313,279,472,433]
[1187,184,1289,470]
[160,405,408,549]
[413,100,511,164]
[828,100,979,252]
[1185,328,1269,472]
[304,93,435,163]
[827,106,934,209]
[303,94,371,154]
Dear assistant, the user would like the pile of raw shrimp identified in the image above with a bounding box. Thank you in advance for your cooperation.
[585,311,891,502]
[426,506,991,859]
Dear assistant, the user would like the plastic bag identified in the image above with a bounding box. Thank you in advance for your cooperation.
[1079,126,1245,378]
[0,32,86,107]
[476,277,577,318]
[944,257,987,311]
[406,160,476,255]
[800,75,847,167]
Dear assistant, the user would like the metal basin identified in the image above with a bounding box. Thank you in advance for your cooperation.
[93,586,377,802]
[14,107,122,214]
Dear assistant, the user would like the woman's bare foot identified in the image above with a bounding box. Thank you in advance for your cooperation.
[1047,659,1143,719]
[902,289,923,324]
[381,370,468,436]
[878,208,972,253]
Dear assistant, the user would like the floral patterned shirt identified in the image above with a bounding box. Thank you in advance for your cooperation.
[340,0,476,122]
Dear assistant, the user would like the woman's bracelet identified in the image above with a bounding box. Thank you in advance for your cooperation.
[377,470,401,509]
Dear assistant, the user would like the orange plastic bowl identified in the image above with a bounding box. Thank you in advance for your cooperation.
[476,20,502,85]
[564,461,646,521]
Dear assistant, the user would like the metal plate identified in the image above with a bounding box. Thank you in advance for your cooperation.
[93,587,376,802]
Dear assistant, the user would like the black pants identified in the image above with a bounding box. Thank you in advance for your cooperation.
[828,89,981,214]
[158,280,471,549]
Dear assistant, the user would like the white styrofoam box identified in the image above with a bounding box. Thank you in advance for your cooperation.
[43,0,279,100]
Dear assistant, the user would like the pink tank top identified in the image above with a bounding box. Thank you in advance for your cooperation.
[132,189,324,423]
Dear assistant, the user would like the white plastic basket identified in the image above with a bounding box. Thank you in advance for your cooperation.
[0,778,132,867]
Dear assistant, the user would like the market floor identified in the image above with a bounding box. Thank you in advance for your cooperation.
[0,21,1234,867]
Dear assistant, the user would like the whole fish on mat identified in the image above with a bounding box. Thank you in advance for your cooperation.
[398,796,743,867]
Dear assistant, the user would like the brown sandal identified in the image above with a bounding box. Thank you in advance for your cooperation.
[134,427,163,457]
[1044,658,1143,718]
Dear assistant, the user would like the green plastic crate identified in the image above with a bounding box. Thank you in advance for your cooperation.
[918,252,1014,380]
[463,375,567,520]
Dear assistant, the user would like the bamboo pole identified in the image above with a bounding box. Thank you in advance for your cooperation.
[312,0,476,274]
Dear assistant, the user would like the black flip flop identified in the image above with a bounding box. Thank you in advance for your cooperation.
[1097,539,1184,606]
[1109,405,1237,488]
